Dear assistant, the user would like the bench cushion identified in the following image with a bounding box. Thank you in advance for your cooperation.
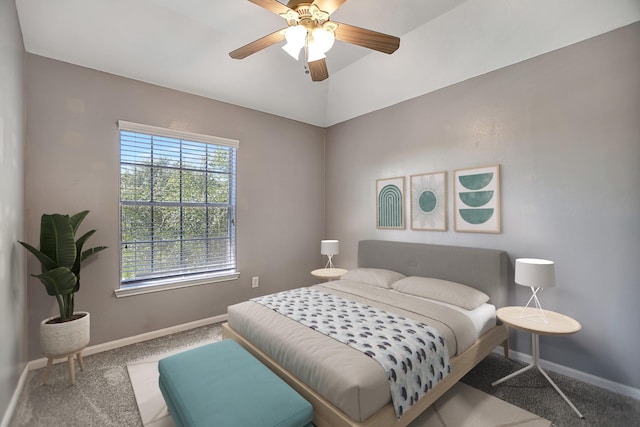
[158,339,313,427]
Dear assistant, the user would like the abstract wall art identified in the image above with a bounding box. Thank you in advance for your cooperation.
[454,165,501,233]
[410,171,447,231]
[376,176,405,229]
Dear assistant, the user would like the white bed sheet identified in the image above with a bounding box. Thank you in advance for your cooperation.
[401,294,496,337]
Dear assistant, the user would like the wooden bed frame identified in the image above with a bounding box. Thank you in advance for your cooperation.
[223,240,511,427]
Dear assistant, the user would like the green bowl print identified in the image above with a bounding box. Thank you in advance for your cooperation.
[458,172,494,190]
[459,208,494,225]
[458,191,494,208]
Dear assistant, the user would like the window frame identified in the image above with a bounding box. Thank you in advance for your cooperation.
[115,121,239,298]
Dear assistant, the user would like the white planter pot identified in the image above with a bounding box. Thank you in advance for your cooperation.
[40,311,90,357]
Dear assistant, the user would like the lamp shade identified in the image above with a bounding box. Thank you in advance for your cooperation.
[282,42,302,60]
[306,43,326,62]
[282,25,306,60]
[285,25,307,47]
[515,258,555,289]
[320,240,339,256]
[311,26,335,53]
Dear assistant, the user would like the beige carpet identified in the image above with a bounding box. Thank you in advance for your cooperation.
[127,344,551,427]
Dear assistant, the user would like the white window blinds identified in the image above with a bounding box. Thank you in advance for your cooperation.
[118,121,238,287]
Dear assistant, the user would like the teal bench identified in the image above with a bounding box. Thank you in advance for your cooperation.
[158,339,313,427]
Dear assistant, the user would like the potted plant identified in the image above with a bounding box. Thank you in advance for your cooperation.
[19,211,107,359]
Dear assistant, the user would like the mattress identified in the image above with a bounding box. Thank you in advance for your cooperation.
[227,279,496,422]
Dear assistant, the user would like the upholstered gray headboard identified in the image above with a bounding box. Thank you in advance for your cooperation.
[358,240,509,308]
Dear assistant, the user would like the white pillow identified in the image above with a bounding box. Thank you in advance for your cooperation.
[392,276,490,310]
[340,268,406,289]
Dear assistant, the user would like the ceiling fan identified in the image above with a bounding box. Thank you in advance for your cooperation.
[229,0,400,82]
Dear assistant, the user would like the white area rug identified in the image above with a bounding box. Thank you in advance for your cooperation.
[127,340,217,427]
[127,343,551,427]
[413,382,551,427]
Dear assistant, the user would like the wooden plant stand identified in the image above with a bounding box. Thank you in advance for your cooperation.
[43,348,86,385]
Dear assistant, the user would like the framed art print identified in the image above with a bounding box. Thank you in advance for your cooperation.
[454,164,501,233]
[410,171,447,231]
[376,176,405,229]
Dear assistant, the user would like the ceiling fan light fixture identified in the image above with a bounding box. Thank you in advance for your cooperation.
[309,4,330,21]
[282,24,307,60]
[282,42,302,60]
[285,24,307,45]
[230,1,400,82]
[311,26,335,53]
[306,43,326,63]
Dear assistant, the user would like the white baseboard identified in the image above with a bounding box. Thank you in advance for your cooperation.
[27,314,227,371]
[3,315,225,426]
[1,364,29,427]
[493,348,640,400]
[3,315,226,426]
[0,314,228,427]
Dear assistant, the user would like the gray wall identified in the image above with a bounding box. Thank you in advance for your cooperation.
[24,54,326,360]
[325,23,640,389]
[0,0,26,420]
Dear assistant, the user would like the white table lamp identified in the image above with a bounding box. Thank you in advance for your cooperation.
[321,240,339,269]
[515,258,555,323]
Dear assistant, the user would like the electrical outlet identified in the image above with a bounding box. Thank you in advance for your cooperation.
[251,276,259,288]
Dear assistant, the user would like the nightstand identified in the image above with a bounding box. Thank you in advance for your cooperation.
[311,268,347,281]
[492,306,583,418]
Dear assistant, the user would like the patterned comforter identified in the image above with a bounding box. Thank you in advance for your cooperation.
[252,288,451,418]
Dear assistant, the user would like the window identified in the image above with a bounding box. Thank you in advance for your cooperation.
[117,121,238,296]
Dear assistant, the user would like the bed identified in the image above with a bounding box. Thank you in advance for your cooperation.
[222,240,510,427]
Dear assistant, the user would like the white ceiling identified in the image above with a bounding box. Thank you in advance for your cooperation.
[15,0,640,127]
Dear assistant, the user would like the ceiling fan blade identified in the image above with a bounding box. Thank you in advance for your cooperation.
[334,22,400,54]
[229,29,286,59]
[249,0,294,15]
[308,58,329,81]
[310,0,348,15]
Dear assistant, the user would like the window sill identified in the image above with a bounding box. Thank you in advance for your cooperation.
[114,271,240,298]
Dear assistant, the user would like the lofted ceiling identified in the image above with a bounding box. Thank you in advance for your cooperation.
[15,0,640,127]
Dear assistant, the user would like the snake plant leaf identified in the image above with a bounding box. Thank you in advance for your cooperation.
[39,214,77,270]
[33,267,77,297]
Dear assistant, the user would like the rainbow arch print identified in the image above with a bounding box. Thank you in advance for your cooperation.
[376,176,405,229]
[454,165,501,233]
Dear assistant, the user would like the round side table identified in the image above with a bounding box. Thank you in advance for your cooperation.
[311,268,347,281]
[491,306,583,418]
